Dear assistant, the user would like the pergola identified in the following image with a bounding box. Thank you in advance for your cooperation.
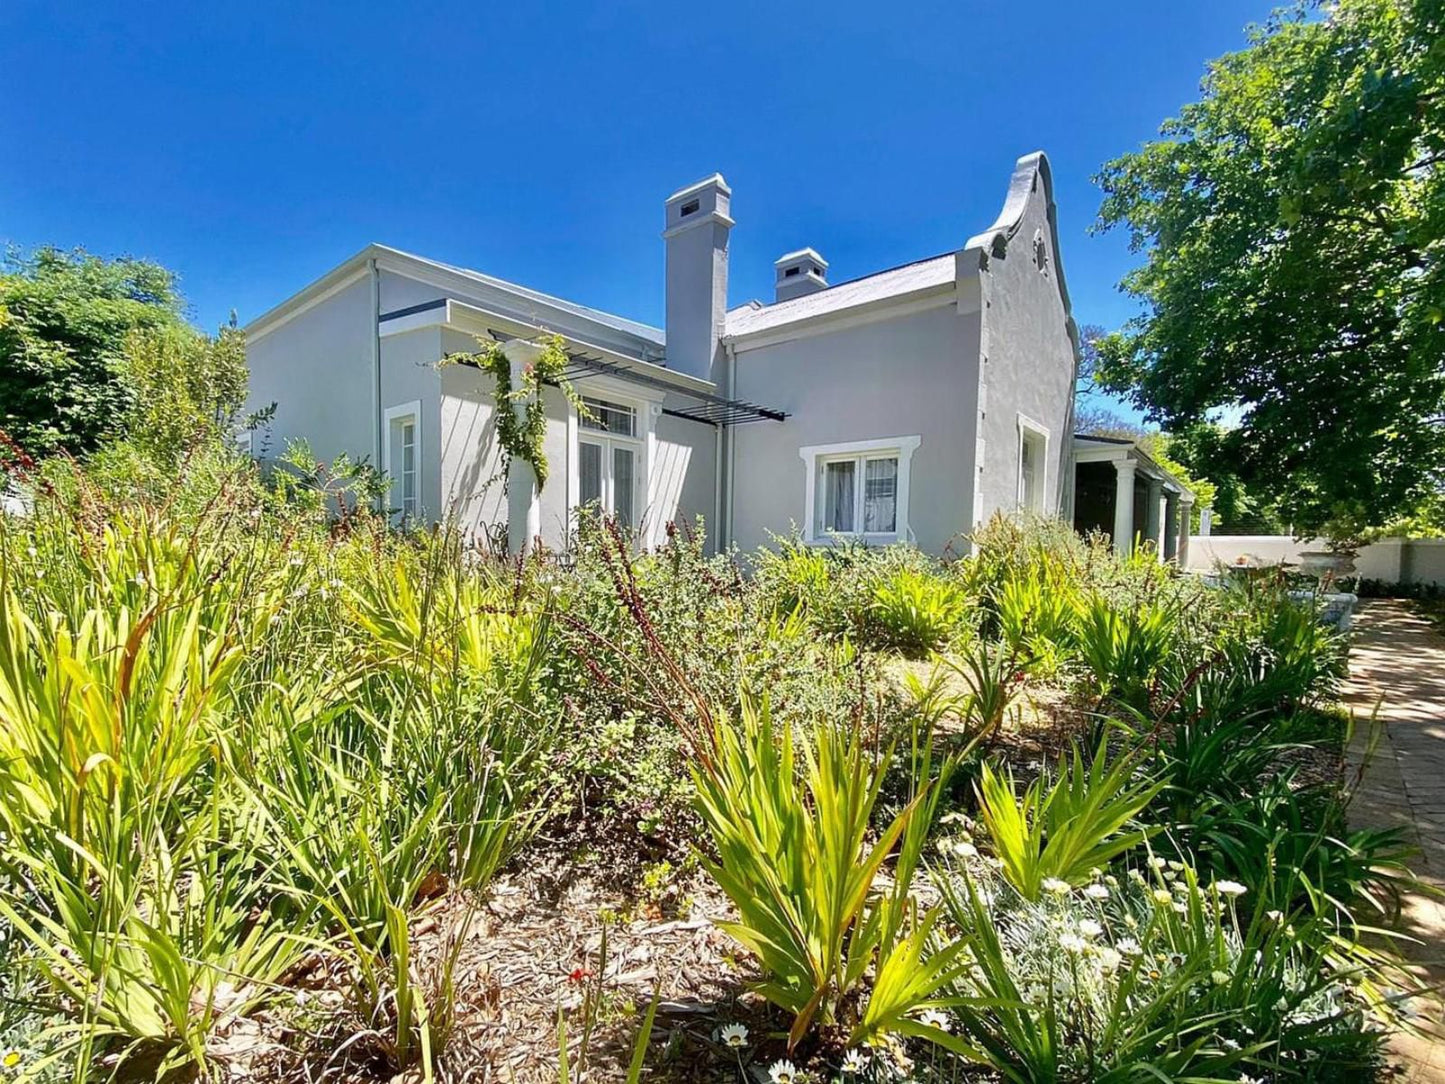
[1072,435,1195,564]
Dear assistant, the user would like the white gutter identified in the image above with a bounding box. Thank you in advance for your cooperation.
[369,258,382,509]
[723,341,738,549]
[713,420,724,554]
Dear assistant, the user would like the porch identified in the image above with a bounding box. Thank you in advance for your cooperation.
[1071,435,1194,562]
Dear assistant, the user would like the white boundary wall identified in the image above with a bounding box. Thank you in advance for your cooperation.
[1186,535,1445,586]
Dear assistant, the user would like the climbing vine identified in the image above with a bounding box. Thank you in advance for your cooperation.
[443,334,581,492]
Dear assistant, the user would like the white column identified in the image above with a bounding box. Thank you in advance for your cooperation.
[1163,492,1180,562]
[1112,459,1137,555]
[1178,496,1195,569]
[503,339,544,556]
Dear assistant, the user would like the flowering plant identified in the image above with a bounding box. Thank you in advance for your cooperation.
[928,855,1383,1081]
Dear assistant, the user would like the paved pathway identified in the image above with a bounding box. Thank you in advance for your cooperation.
[1344,600,1445,1081]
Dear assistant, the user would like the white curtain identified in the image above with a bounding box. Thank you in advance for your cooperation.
[579,441,602,506]
[863,457,897,533]
[613,446,635,526]
[824,460,855,532]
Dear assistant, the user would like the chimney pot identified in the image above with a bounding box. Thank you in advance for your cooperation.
[774,248,828,302]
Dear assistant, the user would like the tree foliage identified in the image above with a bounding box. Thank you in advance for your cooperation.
[1094,0,1445,538]
[121,320,250,467]
[0,247,186,456]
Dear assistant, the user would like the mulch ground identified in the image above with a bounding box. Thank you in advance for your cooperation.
[207,665,1351,1084]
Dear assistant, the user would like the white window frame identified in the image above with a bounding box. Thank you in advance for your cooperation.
[383,400,422,521]
[1016,413,1050,513]
[798,435,921,544]
[566,376,664,544]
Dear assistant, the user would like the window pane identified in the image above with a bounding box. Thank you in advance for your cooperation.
[822,460,856,533]
[863,457,898,533]
[1020,434,1042,510]
[580,397,636,436]
[579,441,602,506]
[394,418,418,516]
[612,446,635,526]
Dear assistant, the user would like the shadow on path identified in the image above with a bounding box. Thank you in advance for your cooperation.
[1345,600,1445,1081]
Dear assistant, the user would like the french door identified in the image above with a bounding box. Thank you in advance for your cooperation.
[578,435,637,527]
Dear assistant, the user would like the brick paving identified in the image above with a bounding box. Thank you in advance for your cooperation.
[1344,600,1445,1081]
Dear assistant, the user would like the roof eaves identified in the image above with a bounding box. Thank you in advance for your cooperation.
[243,243,664,351]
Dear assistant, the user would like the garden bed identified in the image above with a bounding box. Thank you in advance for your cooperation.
[0,452,1429,1084]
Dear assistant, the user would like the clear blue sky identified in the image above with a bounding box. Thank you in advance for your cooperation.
[1,1,1269,395]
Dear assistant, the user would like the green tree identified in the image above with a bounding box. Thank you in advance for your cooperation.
[120,319,250,466]
[1093,0,1445,539]
[0,247,186,456]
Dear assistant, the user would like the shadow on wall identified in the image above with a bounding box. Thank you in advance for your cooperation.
[440,387,505,536]
[647,440,693,542]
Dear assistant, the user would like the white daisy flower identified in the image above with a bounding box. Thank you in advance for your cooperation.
[840,1048,869,1075]
[768,1059,798,1084]
[1042,877,1072,895]
[1059,933,1087,954]
[720,1023,748,1048]
[1116,937,1142,956]
[1077,919,1103,939]
[1083,883,1110,900]
[918,1008,952,1032]
[1214,880,1248,897]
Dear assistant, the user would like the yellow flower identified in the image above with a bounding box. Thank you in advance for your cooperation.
[2,1051,22,1070]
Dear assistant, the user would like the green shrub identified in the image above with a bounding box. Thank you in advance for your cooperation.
[0,459,554,1079]
[992,555,1083,677]
[691,697,971,1051]
[920,639,1028,744]
[1075,594,1177,711]
[867,565,969,658]
[974,743,1163,900]
[751,535,832,617]
[933,860,1385,1082]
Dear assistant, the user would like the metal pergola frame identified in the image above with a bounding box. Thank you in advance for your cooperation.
[485,329,788,426]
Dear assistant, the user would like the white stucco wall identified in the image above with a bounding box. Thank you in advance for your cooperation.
[436,357,506,536]
[728,303,982,555]
[1187,536,1445,586]
[249,267,715,549]
[653,411,718,544]
[973,178,1076,525]
[245,270,444,515]
[245,274,375,467]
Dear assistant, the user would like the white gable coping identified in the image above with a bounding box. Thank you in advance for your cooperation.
[960,151,1079,349]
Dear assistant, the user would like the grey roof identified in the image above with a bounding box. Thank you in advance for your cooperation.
[244,243,664,355]
[724,253,956,340]
[410,248,665,347]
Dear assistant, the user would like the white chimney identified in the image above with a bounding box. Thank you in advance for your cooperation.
[663,174,732,384]
[773,248,828,302]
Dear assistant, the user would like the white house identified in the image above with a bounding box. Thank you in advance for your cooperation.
[243,151,1189,557]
